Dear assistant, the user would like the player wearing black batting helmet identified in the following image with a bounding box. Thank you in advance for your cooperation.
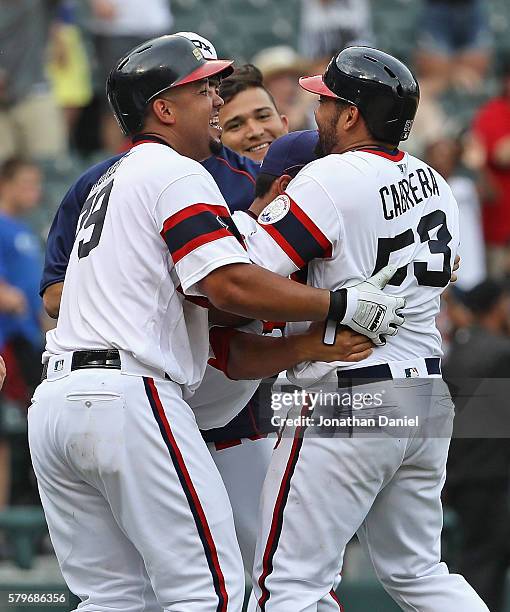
[248,45,489,612]
[300,46,420,145]
[107,34,234,136]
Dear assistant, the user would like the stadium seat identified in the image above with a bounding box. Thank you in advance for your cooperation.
[0,507,47,570]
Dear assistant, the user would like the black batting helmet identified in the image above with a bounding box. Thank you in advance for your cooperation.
[107,34,234,136]
[300,47,419,144]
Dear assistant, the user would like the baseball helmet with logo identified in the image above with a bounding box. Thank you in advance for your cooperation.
[299,46,420,144]
[107,34,234,135]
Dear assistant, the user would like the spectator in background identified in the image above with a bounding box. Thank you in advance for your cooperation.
[87,0,173,152]
[0,159,45,404]
[0,283,26,322]
[401,81,451,158]
[47,0,93,138]
[0,0,68,164]
[426,137,486,290]
[219,64,289,163]
[415,0,492,94]
[437,286,473,357]
[471,63,510,279]
[252,46,312,131]
[444,280,510,612]
[299,0,373,63]
[297,0,374,130]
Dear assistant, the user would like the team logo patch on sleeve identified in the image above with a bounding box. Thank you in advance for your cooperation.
[258,195,291,225]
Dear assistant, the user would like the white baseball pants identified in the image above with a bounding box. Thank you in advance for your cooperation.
[208,436,275,574]
[249,375,489,612]
[28,367,244,612]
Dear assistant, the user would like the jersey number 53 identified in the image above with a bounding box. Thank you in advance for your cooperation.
[373,210,452,288]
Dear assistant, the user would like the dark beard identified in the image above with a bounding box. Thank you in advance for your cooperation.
[317,102,345,156]
[314,138,326,159]
[208,137,223,155]
[318,125,336,156]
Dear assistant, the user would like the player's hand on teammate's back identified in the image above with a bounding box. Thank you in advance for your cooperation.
[339,264,406,347]
[301,322,373,363]
[451,255,460,283]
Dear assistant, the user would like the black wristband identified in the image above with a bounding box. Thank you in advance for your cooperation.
[323,289,347,345]
[328,289,347,322]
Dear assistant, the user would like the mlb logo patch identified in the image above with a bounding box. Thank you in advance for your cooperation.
[54,359,64,372]
[405,367,419,378]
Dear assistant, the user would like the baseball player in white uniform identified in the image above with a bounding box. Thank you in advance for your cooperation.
[28,37,406,611]
[244,48,490,611]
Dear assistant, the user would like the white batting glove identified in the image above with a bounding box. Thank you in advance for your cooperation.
[324,265,406,347]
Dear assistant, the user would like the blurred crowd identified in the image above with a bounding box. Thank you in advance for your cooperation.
[0,0,509,608]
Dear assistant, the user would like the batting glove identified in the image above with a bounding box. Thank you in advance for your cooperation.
[324,264,406,347]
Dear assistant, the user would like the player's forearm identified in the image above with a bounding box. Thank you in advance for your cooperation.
[208,306,253,328]
[200,263,330,322]
[42,282,63,319]
[227,332,310,380]
[226,325,373,380]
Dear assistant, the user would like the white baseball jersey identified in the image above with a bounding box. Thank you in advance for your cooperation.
[45,141,250,393]
[189,320,264,430]
[239,148,459,383]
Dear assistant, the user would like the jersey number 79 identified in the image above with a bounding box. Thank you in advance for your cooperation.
[76,181,114,259]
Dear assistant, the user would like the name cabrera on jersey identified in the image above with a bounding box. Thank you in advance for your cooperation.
[45,142,250,392]
[239,149,459,383]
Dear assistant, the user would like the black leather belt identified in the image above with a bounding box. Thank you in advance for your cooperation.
[41,350,121,381]
[337,357,441,388]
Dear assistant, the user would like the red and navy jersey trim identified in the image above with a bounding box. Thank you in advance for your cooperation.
[258,195,332,269]
[143,378,229,612]
[290,264,309,285]
[330,589,344,610]
[357,147,405,161]
[176,286,212,309]
[257,404,311,609]
[208,326,239,377]
[161,203,245,264]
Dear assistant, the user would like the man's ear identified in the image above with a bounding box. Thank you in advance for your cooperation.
[151,98,176,126]
[280,114,289,131]
[343,105,362,132]
[276,174,292,194]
